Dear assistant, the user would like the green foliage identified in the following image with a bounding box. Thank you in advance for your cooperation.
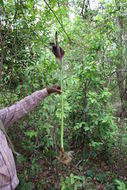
[96,172,106,183]
[86,170,106,183]
[86,169,95,179]
[115,179,127,190]
[61,173,85,190]
[18,175,34,190]
[1,0,127,188]
[0,0,4,8]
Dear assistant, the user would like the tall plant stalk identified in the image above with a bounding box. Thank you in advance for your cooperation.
[50,31,65,155]
[60,59,64,154]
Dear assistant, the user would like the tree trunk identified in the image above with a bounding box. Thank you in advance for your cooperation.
[0,15,5,79]
[115,4,127,117]
[122,76,127,117]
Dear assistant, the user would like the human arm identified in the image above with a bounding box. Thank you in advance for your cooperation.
[0,86,61,128]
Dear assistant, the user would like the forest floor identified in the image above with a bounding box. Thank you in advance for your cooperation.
[16,147,127,190]
[10,119,127,190]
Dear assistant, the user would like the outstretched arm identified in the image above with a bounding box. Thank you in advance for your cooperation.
[0,85,61,128]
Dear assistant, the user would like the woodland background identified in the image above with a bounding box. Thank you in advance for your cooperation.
[0,0,127,189]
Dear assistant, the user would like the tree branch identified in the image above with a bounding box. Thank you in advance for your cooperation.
[81,0,86,16]
[110,75,127,92]
[43,0,71,42]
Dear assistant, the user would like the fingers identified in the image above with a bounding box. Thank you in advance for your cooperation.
[56,86,61,92]
[57,86,61,90]
[53,85,61,89]
[54,87,62,94]
[56,89,62,94]
[52,85,61,91]
[47,85,62,94]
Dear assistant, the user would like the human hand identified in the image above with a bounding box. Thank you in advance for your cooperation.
[47,85,61,95]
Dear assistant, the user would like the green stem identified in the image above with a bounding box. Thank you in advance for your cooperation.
[60,59,64,150]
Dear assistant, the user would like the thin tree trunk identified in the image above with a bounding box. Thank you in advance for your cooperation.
[115,6,127,117]
[122,75,127,117]
[81,0,86,16]
[0,17,5,79]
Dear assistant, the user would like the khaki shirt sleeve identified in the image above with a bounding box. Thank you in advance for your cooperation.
[0,88,48,128]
